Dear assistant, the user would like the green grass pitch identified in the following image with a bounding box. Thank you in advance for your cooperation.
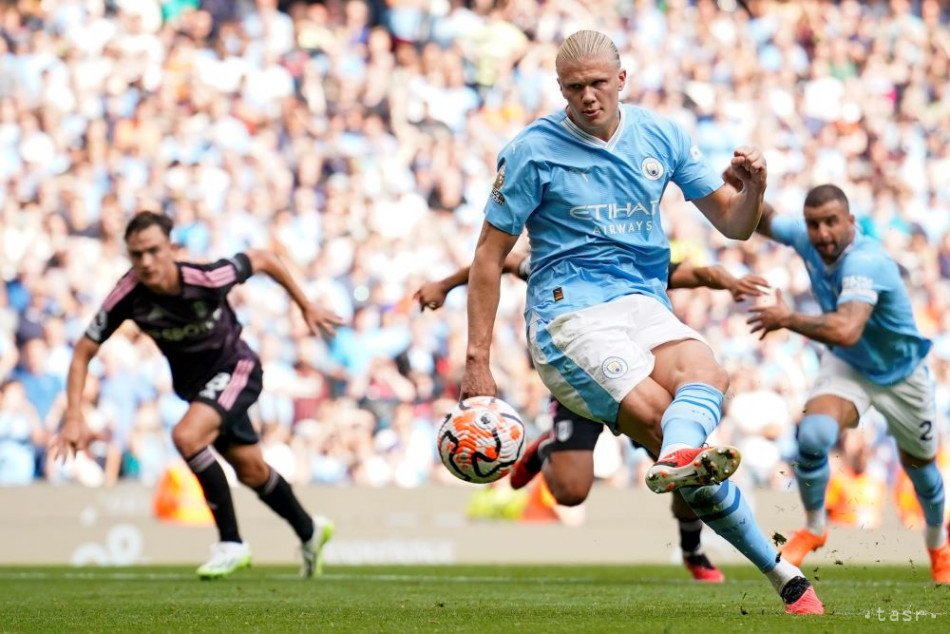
[1,564,947,632]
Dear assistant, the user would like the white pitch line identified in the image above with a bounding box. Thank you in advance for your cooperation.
[0,570,941,590]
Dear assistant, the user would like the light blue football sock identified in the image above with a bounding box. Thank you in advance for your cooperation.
[681,480,780,572]
[793,414,839,513]
[904,461,946,529]
[660,383,724,454]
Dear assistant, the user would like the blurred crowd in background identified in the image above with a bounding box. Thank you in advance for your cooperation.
[1,0,948,519]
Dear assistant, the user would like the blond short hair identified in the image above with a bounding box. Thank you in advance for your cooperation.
[556,30,620,72]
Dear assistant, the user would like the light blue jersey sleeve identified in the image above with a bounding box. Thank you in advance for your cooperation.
[768,214,809,250]
[838,252,884,307]
[669,125,721,201]
[484,136,544,236]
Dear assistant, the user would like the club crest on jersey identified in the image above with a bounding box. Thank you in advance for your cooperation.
[602,356,629,379]
[641,157,664,180]
[490,163,506,204]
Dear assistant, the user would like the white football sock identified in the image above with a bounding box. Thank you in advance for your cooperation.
[766,559,802,594]
[925,524,947,550]
[805,509,826,535]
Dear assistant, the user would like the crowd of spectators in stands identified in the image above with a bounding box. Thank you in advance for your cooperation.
[1,0,948,504]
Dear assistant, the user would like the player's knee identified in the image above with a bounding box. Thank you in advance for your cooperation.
[547,477,592,507]
[796,414,839,460]
[678,366,729,393]
[705,366,730,393]
[900,451,934,471]
[171,425,201,457]
[234,460,269,488]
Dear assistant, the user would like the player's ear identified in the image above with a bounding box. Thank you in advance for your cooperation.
[617,69,626,91]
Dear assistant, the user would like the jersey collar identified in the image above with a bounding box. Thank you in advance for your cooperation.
[561,106,626,151]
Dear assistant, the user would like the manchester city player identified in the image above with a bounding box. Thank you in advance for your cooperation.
[459,30,823,614]
[744,182,949,583]
[416,253,769,583]
[53,211,343,579]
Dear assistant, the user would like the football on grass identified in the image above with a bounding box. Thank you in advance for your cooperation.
[438,396,525,484]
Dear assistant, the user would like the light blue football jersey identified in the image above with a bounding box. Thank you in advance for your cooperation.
[771,216,932,385]
[484,104,721,322]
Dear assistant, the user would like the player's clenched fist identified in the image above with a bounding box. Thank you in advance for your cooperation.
[730,146,767,192]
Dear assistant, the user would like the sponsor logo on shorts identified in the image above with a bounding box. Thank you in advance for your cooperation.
[553,287,564,301]
[556,419,573,442]
[641,157,664,180]
[602,356,629,379]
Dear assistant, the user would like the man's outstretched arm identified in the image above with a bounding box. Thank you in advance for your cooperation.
[51,336,101,459]
[748,293,872,346]
[414,251,528,311]
[245,249,344,338]
[669,263,768,302]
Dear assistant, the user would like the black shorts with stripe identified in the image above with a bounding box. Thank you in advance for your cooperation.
[192,352,263,452]
[549,400,603,453]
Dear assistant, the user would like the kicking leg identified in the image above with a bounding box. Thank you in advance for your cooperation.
[636,429,724,583]
[628,342,739,493]
[638,341,821,614]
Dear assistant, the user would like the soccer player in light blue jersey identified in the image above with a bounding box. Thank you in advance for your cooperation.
[459,30,823,615]
[744,182,950,583]
[416,253,769,583]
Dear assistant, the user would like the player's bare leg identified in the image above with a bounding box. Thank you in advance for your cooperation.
[541,450,595,507]
[509,431,554,490]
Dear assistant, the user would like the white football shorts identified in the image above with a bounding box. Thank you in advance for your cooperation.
[527,293,708,427]
[810,352,937,459]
